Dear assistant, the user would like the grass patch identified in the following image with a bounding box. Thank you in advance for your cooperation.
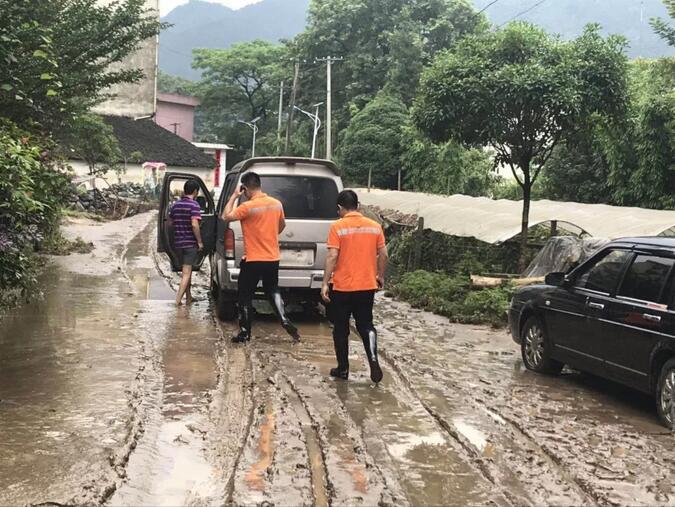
[40,231,94,256]
[393,270,514,328]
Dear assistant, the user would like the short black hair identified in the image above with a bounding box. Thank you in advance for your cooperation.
[184,179,199,195]
[241,172,261,189]
[337,190,358,211]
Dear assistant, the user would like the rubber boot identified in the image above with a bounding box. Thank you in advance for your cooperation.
[232,305,252,343]
[269,290,300,340]
[331,331,350,380]
[362,329,383,383]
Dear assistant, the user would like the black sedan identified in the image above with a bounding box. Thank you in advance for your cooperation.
[509,237,675,428]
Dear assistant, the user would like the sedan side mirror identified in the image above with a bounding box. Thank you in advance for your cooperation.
[545,272,569,287]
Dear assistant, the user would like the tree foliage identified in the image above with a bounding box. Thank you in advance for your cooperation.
[651,0,675,47]
[192,40,286,150]
[413,23,628,261]
[402,129,498,197]
[292,0,487,134]
[60,114,122,175]
[0,0,163,130]
[338,93,408,188]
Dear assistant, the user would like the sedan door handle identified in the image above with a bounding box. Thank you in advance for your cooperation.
[588,302,605,310]
[643,314,662,323]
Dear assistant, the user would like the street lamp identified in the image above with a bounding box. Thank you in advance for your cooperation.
[294,103,323,159]
[238,116,261,158]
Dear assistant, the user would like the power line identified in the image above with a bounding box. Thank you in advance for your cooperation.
[498,0,548,27]
[477,0,503,15]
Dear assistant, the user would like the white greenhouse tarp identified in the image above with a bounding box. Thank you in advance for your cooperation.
[356,189,675,244]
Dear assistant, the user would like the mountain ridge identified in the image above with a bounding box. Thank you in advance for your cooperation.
[160,0,674,80]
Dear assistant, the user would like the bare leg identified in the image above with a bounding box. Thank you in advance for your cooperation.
[176,265,193,305]
[186,276,193,304]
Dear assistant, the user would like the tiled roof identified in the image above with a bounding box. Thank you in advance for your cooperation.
[103,115,214,168]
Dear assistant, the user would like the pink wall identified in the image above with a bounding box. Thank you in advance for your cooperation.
[155,93,200,142]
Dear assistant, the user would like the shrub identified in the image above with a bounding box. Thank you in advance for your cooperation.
[393,269,513,328]
[0,121,71,308]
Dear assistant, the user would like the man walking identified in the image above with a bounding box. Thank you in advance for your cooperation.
[222,172,299,343]
[170,179,204,306]
[321,190,388,383]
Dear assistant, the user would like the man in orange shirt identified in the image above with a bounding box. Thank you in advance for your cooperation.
[321,190,388,383]
[222,172,299,343]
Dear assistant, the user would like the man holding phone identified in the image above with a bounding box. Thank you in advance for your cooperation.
[170,179,204,306]
[321,190,388,383]
[222,172,300,343]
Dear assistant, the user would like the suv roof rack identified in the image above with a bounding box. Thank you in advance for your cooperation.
[234,157,340,176]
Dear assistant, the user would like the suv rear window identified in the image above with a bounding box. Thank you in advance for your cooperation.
[242,176,339,219]
[618,255,675,304]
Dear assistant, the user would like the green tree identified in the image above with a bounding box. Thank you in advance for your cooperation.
[651,0,675,46]
[291,0,487,138]
[0,0,164,131]
[192,40,286,153]
[158,71,197,96]
[402,129,498,197]
[607,59,675,208]
[338,93,408,189]
[413,23,628,264]
[61,114,122,175]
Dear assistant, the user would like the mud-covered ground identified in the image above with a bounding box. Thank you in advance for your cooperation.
[1,213,674,506]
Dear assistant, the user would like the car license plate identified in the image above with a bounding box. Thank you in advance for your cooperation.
[281,248,314,267]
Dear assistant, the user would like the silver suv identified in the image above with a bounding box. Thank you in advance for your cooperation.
[157,157,343,320]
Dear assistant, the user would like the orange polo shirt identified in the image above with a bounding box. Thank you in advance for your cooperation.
[233,193,284,262]
[327,211,386,292]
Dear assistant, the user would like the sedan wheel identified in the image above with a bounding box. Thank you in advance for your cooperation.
[656,359,675,429]
[520,316,563,375]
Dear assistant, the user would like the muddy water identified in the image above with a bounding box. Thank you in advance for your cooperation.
[5,213,675,506]
[0,214,153,505]
[110,222,225,505]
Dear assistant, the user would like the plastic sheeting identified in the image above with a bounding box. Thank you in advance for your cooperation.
[523,237,609,277]
[356,189,675,244]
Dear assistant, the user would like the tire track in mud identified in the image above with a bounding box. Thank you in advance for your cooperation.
[379,345,592,507]
[375,297,675,506]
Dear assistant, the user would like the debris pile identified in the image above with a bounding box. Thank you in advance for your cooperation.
[68,182,158,219]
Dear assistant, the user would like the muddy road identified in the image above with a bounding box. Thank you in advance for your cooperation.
[1,212,675,506]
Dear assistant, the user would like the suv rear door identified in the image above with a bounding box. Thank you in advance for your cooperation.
[157,172,216,272]
[602,252,675,391]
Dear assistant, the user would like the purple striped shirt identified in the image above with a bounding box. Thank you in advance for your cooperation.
[170,197,202,248]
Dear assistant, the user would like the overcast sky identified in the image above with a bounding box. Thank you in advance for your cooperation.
[159,0,260,16]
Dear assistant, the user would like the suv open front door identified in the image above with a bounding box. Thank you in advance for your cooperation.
[157,172,216,272]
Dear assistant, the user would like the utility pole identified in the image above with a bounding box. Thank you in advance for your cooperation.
[277,81,284,151]
[285,61,300,154]
[316,56,343,160]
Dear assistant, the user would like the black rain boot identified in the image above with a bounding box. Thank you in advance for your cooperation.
[363,329,383,383]
[232,305,252,343]
[330,368,349,380]
[269,290,300,341]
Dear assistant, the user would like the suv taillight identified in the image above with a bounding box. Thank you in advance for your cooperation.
[224,228,235,259]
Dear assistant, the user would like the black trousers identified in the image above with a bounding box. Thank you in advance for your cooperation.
[331,290,377,371]
[238,260,280,306]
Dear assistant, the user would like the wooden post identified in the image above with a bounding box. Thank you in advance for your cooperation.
[367,168,372,192]
[413,217,424,270]
[551,220,558,237]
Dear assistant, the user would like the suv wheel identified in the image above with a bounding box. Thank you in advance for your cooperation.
[521,316,563,375]
[216,290,237,321]
[656,358,675,429]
